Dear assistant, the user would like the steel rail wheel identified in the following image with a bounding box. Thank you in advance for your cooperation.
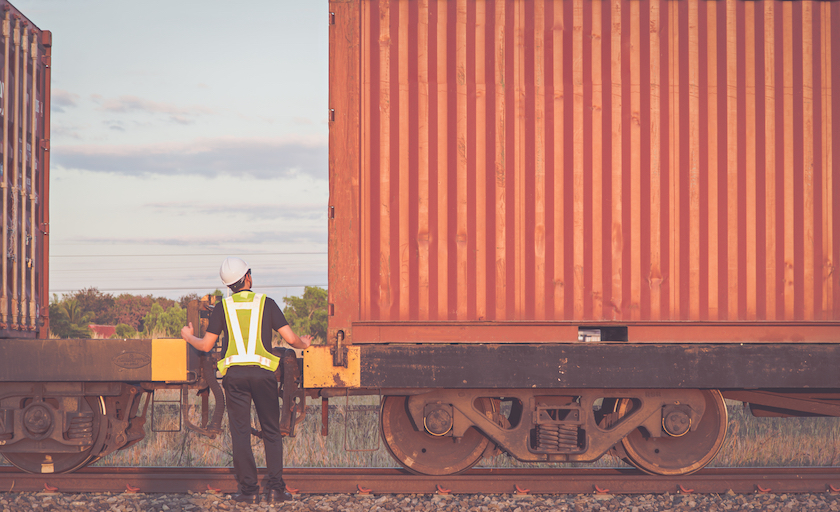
[2,396,106,474]
[380,395,491,476]
[619,389,728,476]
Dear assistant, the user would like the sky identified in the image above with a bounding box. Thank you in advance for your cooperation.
[14,0,329,301]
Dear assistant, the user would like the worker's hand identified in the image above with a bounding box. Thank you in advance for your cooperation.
[181,322,195,342]
[278,325,312,349]
[300,335,313,349]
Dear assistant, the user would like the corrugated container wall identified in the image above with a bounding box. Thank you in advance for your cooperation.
[0,2,50,339]
[328,0,840,342]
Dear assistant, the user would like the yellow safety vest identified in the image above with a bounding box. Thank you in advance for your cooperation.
[217,291,280,375]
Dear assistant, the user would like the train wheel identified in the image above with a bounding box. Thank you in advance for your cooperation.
[619,389,728,476]
[2,396,106,474]
[380,395,491,475]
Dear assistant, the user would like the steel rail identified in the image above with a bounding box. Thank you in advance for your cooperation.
[0,467,839,495]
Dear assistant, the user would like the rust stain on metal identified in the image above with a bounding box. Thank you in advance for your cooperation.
[557,357,568,380]
[332,374,347,388]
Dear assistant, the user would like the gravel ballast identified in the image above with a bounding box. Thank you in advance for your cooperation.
[1,491,839,512]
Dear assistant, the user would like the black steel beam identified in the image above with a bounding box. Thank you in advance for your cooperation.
[0,339,197,382]
[359,343,840,389]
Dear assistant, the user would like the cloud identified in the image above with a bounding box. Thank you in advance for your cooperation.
[53,137,327,179]
[51,122,85,140]
[52,89,80,113]
[94,95,215,125]
[147,202,327,222]
[65,229,327,248]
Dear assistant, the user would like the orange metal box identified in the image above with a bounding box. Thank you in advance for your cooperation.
[0,1,51,339]
[328,0,840,343]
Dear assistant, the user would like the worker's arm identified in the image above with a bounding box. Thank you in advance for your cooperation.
[181,322,219,352]
[278,324,313,350]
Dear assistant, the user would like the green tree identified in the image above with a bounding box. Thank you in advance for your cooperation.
[70,287,116,324]
[178,293,200,310]
[282,286,328,343]
[49,295,93,338]
[112,294,159,331]
[49,294,70,338]
[114,323,137,339]
[48,290,189,338]
[143,302,186,337]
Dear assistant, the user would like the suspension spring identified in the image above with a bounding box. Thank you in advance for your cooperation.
[535,423,579,452]
[66,413,94,440]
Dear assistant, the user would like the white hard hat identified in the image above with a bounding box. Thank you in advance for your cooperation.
[220,257,250,286]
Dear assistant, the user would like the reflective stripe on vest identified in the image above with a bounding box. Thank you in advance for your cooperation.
[217,292,280,375]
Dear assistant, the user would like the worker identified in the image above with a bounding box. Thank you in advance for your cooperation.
[181,257,312,505]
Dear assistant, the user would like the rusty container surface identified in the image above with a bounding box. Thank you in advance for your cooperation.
[0,1,50,339]
[328,0,840,343]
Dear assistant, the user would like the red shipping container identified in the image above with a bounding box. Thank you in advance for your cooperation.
[328,0,840,344]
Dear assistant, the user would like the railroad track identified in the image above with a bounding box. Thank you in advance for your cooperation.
[1,467,839,495]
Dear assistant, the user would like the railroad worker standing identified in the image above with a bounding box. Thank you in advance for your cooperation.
[181,256,312,505]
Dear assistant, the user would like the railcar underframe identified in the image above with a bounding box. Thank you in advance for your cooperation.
[0,299,305,475]
[0,333,838,476]
[0,337,225,474]
[307,339,840,476]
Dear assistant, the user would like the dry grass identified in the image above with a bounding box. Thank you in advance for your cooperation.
[95,393,394,469]
[88,397,840,470]
[711,401,840,467]
[1,393,835,469]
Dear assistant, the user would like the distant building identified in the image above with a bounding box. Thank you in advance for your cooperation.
[89,324,117,338]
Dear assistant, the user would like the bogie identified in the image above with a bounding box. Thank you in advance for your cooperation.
[379,388,726,477]
[0,394,106,474]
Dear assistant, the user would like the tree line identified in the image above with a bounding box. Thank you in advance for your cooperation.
[49,286,328,343]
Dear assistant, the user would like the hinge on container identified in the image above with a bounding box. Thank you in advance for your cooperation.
[40,139,49,151]
[329,109,335,122]
[329,12,335,25]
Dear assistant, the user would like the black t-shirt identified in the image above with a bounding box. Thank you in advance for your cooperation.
[207,291,289,354]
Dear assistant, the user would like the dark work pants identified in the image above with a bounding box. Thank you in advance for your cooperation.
[222,365,284,495]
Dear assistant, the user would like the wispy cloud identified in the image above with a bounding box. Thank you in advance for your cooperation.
[52,89,80,113]
[53,137,327,179]
[51,121,86,140]
[65,229,327,248]
[93,95,215,125]
[146,202,327,222]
